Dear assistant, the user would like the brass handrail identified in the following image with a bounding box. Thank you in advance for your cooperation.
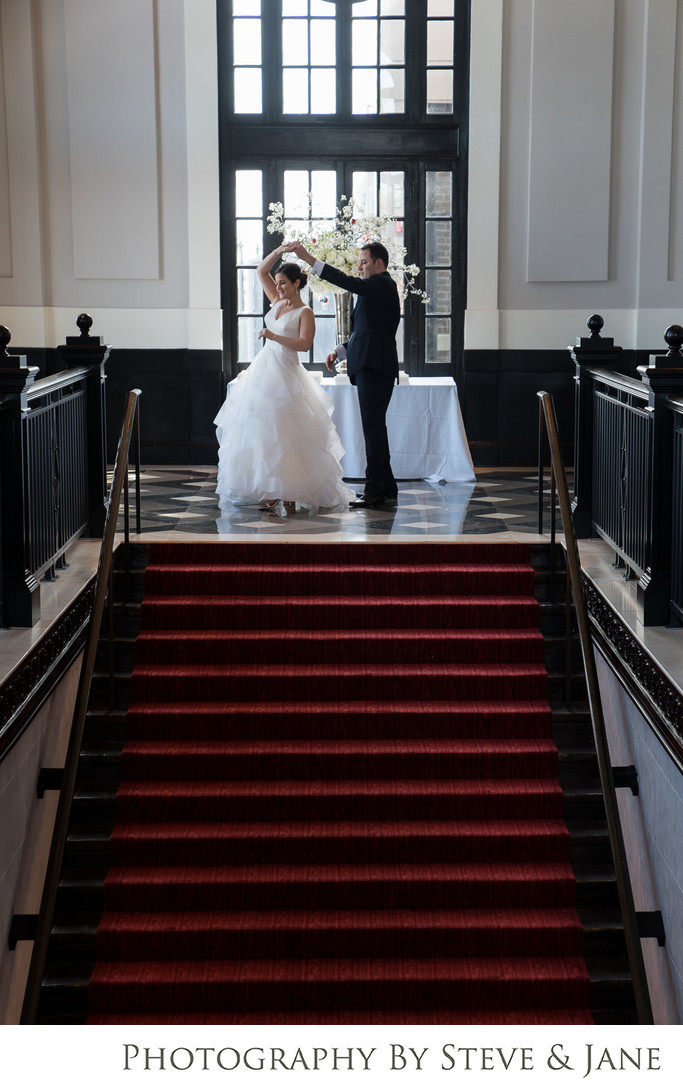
[537,389,653,1024]
[20,388,142,1023]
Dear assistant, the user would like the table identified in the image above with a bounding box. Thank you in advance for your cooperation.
[321,376,476,482]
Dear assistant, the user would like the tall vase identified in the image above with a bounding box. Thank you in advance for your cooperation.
[333,291,353,345]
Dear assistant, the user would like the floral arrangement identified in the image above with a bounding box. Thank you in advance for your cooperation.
[266,195,428,303]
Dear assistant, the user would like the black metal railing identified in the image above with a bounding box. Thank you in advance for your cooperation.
[0,317,108,627]
[571,318,683,626]
[20,388,141,1024]
[24,368,90,579]
[670,399,683,624]
[591,371,650,576]
[537,389,654,1025]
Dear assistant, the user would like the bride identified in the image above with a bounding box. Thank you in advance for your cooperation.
[214,242,354,516]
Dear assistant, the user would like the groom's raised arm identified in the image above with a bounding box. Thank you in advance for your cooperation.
[292,242,366,295]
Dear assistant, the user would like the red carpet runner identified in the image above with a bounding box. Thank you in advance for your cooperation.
[87,541,592,1024]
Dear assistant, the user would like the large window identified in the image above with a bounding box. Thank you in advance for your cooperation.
[219,1,469,380]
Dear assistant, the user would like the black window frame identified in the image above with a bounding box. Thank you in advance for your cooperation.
[217,0,470,386]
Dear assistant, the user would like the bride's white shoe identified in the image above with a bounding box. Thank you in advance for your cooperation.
[260,499,287,517]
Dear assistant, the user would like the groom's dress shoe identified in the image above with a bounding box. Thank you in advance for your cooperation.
[350,494,385,509]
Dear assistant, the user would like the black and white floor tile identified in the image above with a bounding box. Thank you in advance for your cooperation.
[115,466,562,541]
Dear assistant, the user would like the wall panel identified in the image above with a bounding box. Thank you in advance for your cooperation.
[0,11,12,279]
[526,0,614,282]
[64,0,159,280]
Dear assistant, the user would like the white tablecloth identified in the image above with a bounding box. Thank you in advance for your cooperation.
[321,376,476,482]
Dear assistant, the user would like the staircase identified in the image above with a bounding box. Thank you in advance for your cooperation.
[34,542,637,1024]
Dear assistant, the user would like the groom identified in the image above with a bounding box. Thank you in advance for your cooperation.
[292,240,400,508]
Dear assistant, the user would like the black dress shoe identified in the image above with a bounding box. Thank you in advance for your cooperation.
[350,494,385,509]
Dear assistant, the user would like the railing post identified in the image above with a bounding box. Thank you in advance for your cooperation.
[0,326,41,626]
[56,314,110,537]
[636,325,683,625]
[569,314,622,537]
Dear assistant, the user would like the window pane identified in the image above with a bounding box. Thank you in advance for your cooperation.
[237,268,264,314]
[426,317,451,363]
[352,20,377,65]
[235,171,262,218]
[427,21,454,66]
[428,0,454,14]
[380,68,404,113]
[352,68,377,113]
[353,172,377,215]
[311,171,337,218]
[234,68,262,113]
[426,171,452,217]
[427,69,453,114]
[236,219,263,265]
[312,317,336,362]
[282,0,307,14]
[238,317,264,362]
[354,0,378,14]
[379,217,404,256]
[310,0,334,14]
[379,171,404,217]
[310,68,336,113]
[426,220,451,266]
[426,269,451,313]
[284,172,310,218]
[283,72,309,113]
[283,20,308,66]
[234,19,262,64]
[380,20,404,65]
[311,18,336,59]
[381,0,405,13]
[396,318,404,364]
[233,0,260,14]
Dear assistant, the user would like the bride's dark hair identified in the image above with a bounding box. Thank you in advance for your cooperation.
[278,262,308,290]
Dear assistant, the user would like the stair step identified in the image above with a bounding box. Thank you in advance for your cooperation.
[118,738,561,782]
[140,595,541,632]
[86,955,591,1015]
[90,906,586,960]
[107,817,571,865]
[133,627,546,666]
[113,777,566,823]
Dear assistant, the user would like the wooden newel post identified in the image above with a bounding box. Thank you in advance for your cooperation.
[56,314,110,538]
[0,326,41,626]
[569,314,622,537]
[636,325,683,626]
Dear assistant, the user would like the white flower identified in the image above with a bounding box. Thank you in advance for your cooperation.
[267,195,428,302]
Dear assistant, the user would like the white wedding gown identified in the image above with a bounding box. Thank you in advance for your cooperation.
[214,302,354,512]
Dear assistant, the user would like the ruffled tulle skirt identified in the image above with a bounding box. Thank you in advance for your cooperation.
[214,345,354,513]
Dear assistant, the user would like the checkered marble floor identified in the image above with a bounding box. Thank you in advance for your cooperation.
[116,466,559,541]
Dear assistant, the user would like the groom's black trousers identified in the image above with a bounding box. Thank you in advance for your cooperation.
[353,367,397,499]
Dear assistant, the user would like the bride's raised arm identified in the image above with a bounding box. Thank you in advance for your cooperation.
[257,242,297,302]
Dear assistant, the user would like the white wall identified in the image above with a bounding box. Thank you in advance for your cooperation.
[2,1,683,355]
[596,650,683,1025]
[0,0,220,351]
[467,0,683,351]
[0,657,81,1024]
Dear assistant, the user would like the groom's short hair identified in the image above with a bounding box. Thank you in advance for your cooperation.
[361,241,389,267]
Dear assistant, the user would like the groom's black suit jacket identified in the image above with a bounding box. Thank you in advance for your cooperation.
[319,264,400,385]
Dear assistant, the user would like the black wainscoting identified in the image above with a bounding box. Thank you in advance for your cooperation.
[16,348,223,466]
[462,348,642,466]
[104,349,223,464]
[15,345,651,467]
